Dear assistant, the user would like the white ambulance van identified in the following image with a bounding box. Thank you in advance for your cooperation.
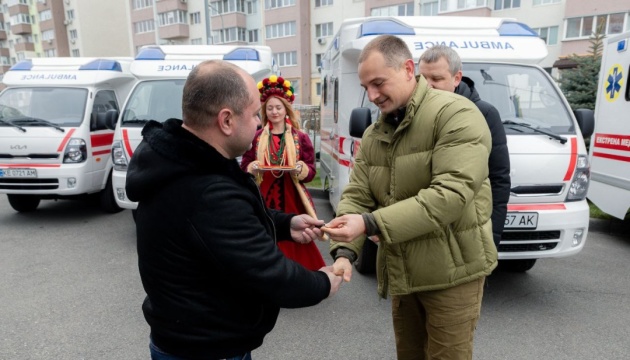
[108,45,274,210]
[0,57,136,213]
[320,16,595,273]
[588,31,630,220]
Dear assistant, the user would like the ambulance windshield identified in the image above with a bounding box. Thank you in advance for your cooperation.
[0,87,88,127]
[463,63,575,134]
[121,79,185,125]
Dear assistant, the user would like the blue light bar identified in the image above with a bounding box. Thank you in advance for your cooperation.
[498,21,538,37]
[359,20,415,37]
[617,39,627,52]
[135,47,166,60]
[79,59,122,71]
[10,60,33,71]
[224,48,260,61]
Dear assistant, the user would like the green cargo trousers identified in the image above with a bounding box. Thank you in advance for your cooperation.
[391,277,485,360]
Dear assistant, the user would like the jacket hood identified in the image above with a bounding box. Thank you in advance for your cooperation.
[125,118,250,202]
[455,76,481,103]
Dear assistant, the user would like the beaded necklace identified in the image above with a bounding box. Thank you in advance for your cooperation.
[269,131,286,165]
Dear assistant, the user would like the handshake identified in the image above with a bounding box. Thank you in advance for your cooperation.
[291,213,374,297]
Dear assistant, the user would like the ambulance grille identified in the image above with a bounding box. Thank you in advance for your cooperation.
[0,153,60,159]
[0,178,59,190]
[499,231,561,252]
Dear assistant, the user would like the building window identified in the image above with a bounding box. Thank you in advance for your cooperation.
[248,29,259,43]
[17,52,25,61]
[494,0,520,11]
[264,0,295,10]
[247,0,259,14]
[69,29,78,40]
[214,27,247,43]
[265,21,296,39]
[44,49,56,57]
[316,82,322,96]
[439,0,485,12]
[134,20,155,34]
[315,22,333,38]
[274,51,297,67]
[191,38,203,45]
[371,2,414,16]
[190,12,201,25]
[132,0,153,10]
[422,1,438,16]
[66,10,75,20]
[565,13,629,40]
[10,14,32,25]
[315,0,333,7]
[41,29,54,41]
[72,49,80,57]
[315,53,322,68]
[533,26,558,45]
[210,0,246,15]
[533,0,560,5]
[1,56,10,65]
[158,10,187,26]
[39,10,52,22]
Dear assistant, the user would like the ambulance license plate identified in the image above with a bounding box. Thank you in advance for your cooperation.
[0,168,38,178]
[504,212,538,229]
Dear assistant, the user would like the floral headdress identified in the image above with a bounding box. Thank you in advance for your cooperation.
[258,75,295,104]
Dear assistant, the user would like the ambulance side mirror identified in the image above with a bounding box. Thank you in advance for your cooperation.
[349,107,372,138]
[573,108,594,138]
[102,109,120,131]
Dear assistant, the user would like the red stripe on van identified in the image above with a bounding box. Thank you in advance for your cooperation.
[562,137,577,181]
[592,151,630,162]
[122,129,134,157]
[91,133,114,148]
[56,128,76,152]
[92,150,110,156]
[508,204,566,211]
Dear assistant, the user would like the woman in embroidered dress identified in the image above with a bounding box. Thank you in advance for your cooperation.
[241,76,326,271]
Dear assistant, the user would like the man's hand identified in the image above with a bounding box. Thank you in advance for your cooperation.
[318,265,343,297]
[332,257,353,282]
[321,214,365,243]
[290,214,325,244]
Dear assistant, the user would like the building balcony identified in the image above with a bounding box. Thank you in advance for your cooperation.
[156,0,188,13]
[158,24,189,40]
[14,42,35,52]
[0,48,10,57]
[0,12,4,23]
[8,3,29,16]
[0,30,6,40]
[11,23,32,35]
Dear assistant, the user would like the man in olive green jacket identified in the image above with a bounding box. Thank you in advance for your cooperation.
[323,35,498,360]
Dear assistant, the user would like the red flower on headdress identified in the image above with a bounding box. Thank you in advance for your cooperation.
[257,76,295,104]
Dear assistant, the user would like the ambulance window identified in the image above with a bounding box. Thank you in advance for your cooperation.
[626,65,630,101]
[91,90,118,130]
[322,76,327,106]
[333,77,338,123]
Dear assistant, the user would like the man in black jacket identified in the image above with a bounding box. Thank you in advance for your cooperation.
[419,45,511,249]
[126,60,342,360]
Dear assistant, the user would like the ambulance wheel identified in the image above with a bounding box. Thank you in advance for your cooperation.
[7,194,40,212]
[498,259,537,272]
[354,239,377,275]
[100,175,123,213]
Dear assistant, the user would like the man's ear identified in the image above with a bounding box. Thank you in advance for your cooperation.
[216,108,234,135]
[453,70,463,88]
[405,59,416,80]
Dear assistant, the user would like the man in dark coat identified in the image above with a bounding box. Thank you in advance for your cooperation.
[126,60,342,360]
[419,45,511,249]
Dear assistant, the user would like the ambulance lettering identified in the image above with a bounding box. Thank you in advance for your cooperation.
[415,41,515,51]
[20,74,78,80]
[157,64,196,72]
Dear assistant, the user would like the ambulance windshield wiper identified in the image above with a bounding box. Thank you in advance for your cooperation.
[122,119,150,125]
[503,119,567,144]
[0,118,26,132]
[11,117,65,132]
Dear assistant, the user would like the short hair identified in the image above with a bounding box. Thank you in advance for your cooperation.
[419,45,462,76]
[182,60,251,129]
[358,35,412,69]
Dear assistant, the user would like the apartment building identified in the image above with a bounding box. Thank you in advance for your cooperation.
[0,0,132,78]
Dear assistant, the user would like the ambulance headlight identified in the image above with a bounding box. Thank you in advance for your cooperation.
[566,155,589,201]
[63,138,87,163]
[111,141,128,171]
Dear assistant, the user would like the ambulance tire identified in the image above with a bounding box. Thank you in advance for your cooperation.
[354,239,377,274]
[498,259,537,272]
[100,175,123,214]
[7,194,40,212]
